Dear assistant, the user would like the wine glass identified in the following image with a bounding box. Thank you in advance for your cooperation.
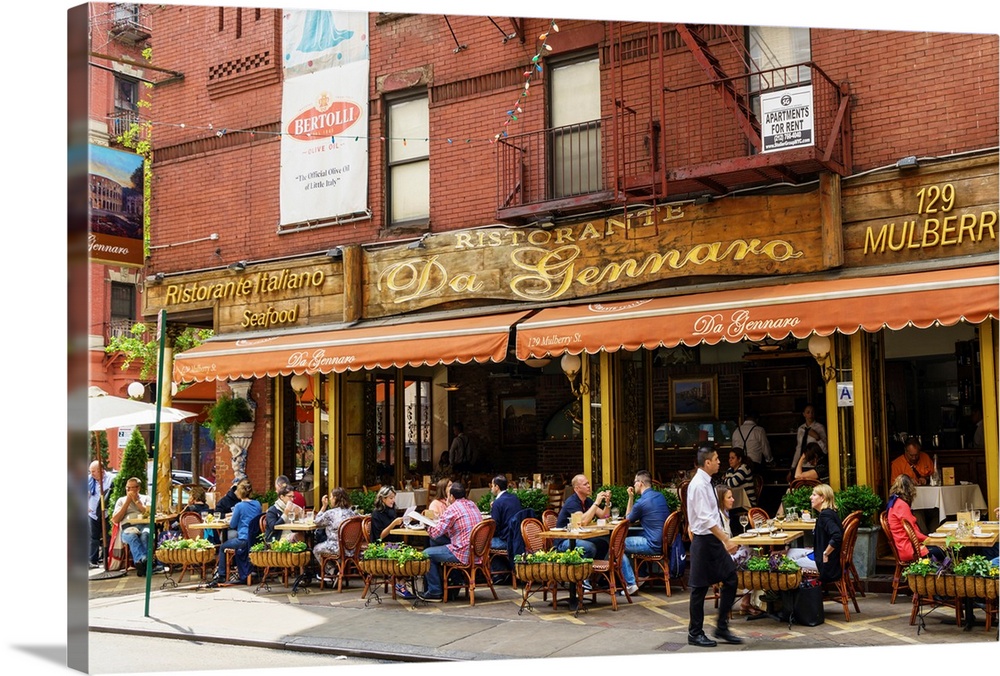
[739,513,749,532]
[611,507,621,521]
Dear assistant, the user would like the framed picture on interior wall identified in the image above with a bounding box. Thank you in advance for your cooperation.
[500,397,537,447]
[669,375,718,420]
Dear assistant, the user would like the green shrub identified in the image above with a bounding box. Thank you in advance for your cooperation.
[476,491,493,511]
[349,489,377,514]
[782,485,815,518]
[835,484,883,527]
[512,488,548,514]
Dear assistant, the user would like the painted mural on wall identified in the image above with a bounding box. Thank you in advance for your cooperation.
[88,144,144,267]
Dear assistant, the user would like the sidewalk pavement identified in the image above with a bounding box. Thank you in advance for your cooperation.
[88,567,998,667]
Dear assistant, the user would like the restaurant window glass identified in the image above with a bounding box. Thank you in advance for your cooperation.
[747,26,811,120]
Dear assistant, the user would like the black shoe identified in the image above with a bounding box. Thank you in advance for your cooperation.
[688,633,717,648]
[713,628,744,645]
[135,560,146,577]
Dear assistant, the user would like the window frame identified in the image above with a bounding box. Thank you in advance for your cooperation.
[546,51,603,199]
[385,91,430,227]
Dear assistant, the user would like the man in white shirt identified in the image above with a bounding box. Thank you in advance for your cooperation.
[731,412,772,467]
[789,404,827,482]
[88,461,114,568]
[112,477,157,577]
[686,445,743,647]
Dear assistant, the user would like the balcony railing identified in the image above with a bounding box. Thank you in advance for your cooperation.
[110,3,151,43]
[109,108,140,140]
[496,62,850,222]
[106,317,135,345]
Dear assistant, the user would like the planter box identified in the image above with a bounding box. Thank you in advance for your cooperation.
[907,574,999,599]
[852,526,879,579]
[155,547,217,567]
[248,550,311,570]
[738,570,802,591]
[514,561,594,584]
[358,558,430,578]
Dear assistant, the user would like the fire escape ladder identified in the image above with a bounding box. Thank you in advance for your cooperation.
[675,24,761,151]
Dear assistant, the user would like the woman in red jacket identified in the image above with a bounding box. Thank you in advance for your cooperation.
[886,474,943,562]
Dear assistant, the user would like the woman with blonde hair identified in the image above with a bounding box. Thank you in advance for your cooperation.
[810,484,843,584]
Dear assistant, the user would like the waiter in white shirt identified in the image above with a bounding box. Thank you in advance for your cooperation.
[789,404,827,482]
[731,412,772,468]
[686,444,743,648]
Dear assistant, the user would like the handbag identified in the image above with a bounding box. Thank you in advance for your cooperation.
[792,579,825,626]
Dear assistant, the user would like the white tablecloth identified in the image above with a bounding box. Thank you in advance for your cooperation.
[394,489,428,511]
[467,488,491,503]
[913,484,987,524]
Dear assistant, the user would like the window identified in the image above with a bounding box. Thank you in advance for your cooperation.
[549,55,602,197]
[386,95,429,225]
[109,282,135,340]
[747,26,811,109]
[112,75,139,137]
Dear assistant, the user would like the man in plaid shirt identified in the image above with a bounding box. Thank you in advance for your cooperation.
[420,482,483,600]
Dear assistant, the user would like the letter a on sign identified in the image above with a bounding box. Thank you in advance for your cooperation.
[837,382,854,408]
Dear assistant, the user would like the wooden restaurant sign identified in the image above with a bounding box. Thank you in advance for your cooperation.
[364,190,834,316]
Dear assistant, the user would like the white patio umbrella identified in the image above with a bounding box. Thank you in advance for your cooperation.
[87,385,197,431]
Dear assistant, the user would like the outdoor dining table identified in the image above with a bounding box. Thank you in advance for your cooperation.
[731,530,803,548]
[924,521,998,548]
[393,489,429,511]
[186,519,231,542]
[913,484,988,524]
[389,525,433,543]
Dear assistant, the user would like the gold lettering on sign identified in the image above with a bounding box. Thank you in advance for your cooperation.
[864,183,997,255]
[163,269,327,305]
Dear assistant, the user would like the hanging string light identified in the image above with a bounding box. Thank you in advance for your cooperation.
[493,19,558,143]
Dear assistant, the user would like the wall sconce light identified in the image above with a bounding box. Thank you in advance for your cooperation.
[895,155,920,170]
[694,194,714,205]
[127,381,145,400]
[807,334,837,383]
[524,358,551,368]
[560,353,589,398]
[146,272,165,284]
[437,382,461,391]
[227,260,247,272]
[326,246,343,259]
[290,374,322,409]
[407,236,427,250]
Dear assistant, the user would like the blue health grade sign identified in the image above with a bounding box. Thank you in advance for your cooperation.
[761,84,815,153]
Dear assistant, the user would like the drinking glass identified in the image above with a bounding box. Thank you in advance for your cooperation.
[611,507,621,521]
[213,512,221,521]
[739,514,749,531]
[972,509,981,524]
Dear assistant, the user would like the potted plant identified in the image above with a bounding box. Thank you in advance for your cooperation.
[349,489,377,515]
[155,537,217,583]
[737,548,802,591]
[248,537,311,570]
[835,484,884,579]
[903,539,999,600]
[512,488,549,515]
[513,546,594,584]
[782,485,815,519]
[204,394,254,441]
[359,541,430,578]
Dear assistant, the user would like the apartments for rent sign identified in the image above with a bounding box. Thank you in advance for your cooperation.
[761,84,814,153]
[279,9,369,226]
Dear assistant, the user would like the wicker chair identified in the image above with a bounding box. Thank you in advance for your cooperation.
[747,507,770,529]
[840,510,865,597]
[790,478,821,490]
[752,474,764,507]
[880,511,906,604]
[541,509,558,532]
[631,511,685,597]
[519,517,556,603]
[547,486,565,511]
[831,516,863,621]
[583,520,632,610]
[441,519,499,606]
[678,480,691,542]
[318,516,366,592]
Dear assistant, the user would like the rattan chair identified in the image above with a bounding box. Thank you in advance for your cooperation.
[631,510,685,597]
[547,486,565,511]
[178,511,213,581]
[831,516,862,621]
[840,510,865,597]
[678,480,691,542]
[541,509,558,532]
[901,519,962,627]
[790,478,821,490]
[318,516,366,592]
[747,506,770,529]
[583,520,632,610]
[441,519,499,606]
[880,511,906,604]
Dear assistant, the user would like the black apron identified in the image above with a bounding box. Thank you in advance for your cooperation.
[688,533,736,588]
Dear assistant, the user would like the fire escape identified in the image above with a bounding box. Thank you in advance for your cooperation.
[496,23,852,224]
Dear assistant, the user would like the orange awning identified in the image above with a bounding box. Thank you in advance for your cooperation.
[516,265,999,359]
[175,310,531,383]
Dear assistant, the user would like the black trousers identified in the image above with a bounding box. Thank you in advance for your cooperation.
[90,516,107,564]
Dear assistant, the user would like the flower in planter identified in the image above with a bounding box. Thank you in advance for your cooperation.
[361,541,428,567]
[514,547,593,565]
[250,538,308,553]
[739,548,800,573]
[158,537,215,551]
